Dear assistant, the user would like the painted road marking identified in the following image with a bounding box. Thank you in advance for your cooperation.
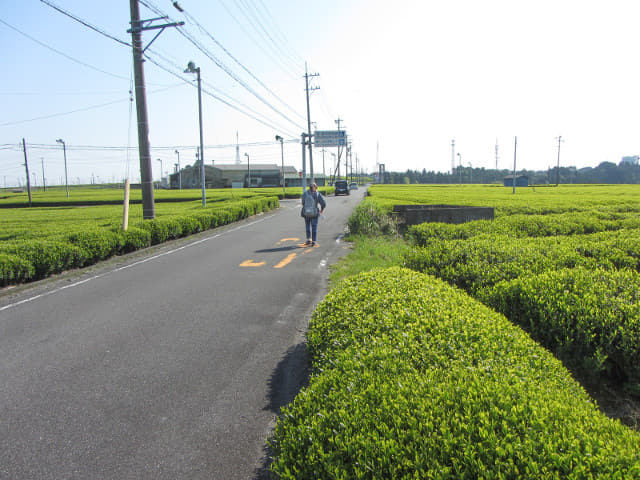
[273,253,297,269]
[239,259,266,267]
[240,237,317,269]
[277,238,300,244]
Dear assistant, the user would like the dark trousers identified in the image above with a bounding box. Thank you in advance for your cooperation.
[304,216,319,242]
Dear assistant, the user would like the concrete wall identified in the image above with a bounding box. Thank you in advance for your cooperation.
[393,204,495,226]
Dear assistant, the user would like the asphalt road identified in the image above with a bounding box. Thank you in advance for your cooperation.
[0,189,364,480]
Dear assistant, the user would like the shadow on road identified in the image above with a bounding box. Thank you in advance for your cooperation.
[254,245,307,253]
[253,342,310,479]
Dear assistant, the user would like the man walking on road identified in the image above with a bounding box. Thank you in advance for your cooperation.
[301,182,326,246]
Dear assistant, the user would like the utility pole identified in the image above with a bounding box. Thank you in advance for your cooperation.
[22,139,32,206]
[128,0,183,219]
[495,138,499,170]
[174,149,181,189]
[335,117,343,181]
[41,157,46,192]
[245,152,250,188]
[304,63,319,182]
[235,131,241,164]
[555,135,563,186]
[513,136,518,194]
[301,133,308,191]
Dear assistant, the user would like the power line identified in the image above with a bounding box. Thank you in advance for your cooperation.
[174,29,306,131]
[252,0,305,66]
[145,48,292,132]
[217,0,301,82]
[233,0,302,72]
[177,5,306,124]
[38,0,131,47]
[143,54,299,137]
[140,0,305,131]
[0,19,130,81]
[0,83,184,127]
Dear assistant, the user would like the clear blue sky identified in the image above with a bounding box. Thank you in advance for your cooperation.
[2,0,640,187]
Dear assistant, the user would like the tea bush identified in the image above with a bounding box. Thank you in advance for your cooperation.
[67,228,124,265]
[270,268,640,479]
[0,195,279,286]
[0,253,35,286]
[403,229,640,295]
[407,211,640,247]
[480,267,640,393]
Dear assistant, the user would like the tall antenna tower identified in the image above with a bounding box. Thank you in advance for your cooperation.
[495,138,499,170]
[451,139,456,174]
[235,131,240,164]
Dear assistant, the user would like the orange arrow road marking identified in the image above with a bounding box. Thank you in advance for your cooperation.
[274,253,297,269]
[239,259,266,267]
[277,237,300,245]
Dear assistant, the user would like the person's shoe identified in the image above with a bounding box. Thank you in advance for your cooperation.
[304,239,312,246]
[311,241,316,246]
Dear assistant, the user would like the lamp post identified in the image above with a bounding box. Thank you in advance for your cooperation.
[56,138,69,198]
[174,149,181,189]
[244,152,250,188]
[184,61,205,206]
[156,158,163,188]
[275,135,285,196]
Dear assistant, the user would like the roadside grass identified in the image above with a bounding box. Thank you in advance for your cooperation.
[329,234,410,286]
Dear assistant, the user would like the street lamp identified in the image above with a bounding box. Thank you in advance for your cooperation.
[275,135,285,196]
[156,158,163,187]
[56,138,69,198]
[244,152,250,188]
[174,149,181,189]
[184,61,205,206]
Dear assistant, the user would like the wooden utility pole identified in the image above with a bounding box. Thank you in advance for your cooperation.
[513,136,518,194]
[128,0,183,218]
[304,63,319,182]
[22,139,32,206]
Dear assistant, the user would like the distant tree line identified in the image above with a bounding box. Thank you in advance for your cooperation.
[381,161,640,185]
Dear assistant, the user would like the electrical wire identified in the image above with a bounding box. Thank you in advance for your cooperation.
[234,0,302,72]
[0,83,185,127]
[38,0,131,47]
[0,19,130,81]
[215,0,301,82]
[140,0,306,131]
[143,53,299,138]
[178,6,306,124]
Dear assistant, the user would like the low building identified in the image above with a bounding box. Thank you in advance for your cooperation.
[503,175,529,187]
[168,163,326,189]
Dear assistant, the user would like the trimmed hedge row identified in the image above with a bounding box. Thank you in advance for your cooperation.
[403,228,640,295]
[270,268,640,478]
[407,210,640,246]
[480,267,640,394]
[0,196,278,286]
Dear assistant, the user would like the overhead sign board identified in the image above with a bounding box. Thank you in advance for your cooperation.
[314,130,347,147]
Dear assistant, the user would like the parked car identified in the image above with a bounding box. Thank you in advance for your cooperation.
[334,180,350,196]
[349,182,358,190]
